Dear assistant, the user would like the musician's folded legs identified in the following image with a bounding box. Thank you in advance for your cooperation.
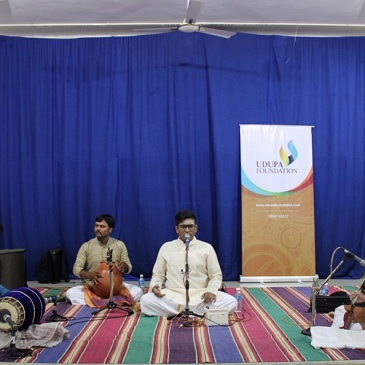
[140,293,181,317]
[65,286,85,305]
[66,283,143,305]
[125,283,143,302]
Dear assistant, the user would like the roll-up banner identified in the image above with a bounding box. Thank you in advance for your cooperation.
[240,125,315,280]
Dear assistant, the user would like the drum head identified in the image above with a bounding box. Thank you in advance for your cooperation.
[0,287,45,331]
[0,297,23,331]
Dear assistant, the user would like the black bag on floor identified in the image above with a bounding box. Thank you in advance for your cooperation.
[38,247,70,283]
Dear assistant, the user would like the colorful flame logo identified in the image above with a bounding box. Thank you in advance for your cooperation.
[279,140,298,166]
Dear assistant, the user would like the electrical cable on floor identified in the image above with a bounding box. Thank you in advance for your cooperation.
[170,309,253,327]
[64,313,133,327]
[46,310,74,322]
[229,308,252,324]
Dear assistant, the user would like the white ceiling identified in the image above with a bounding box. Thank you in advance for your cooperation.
[1,0,365,39]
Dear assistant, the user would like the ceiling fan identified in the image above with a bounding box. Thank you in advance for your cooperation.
[133,0,236,39]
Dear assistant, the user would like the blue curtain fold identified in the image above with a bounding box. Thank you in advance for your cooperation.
[0,32,364,281]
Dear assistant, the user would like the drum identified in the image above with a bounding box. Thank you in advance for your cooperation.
[0,287,46,331]
[89,261,123,298]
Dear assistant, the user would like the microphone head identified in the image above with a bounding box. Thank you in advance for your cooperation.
[0,309,11,322]
[184,234,191,242]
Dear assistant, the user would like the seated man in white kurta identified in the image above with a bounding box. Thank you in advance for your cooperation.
[140,210,237,316]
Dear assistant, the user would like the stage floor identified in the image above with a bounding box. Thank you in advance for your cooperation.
[26,277,365,289]
[3,279,365,365]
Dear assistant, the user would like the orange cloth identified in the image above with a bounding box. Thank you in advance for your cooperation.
[83,285,135,308]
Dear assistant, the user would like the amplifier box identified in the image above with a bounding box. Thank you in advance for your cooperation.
[309,293,351,313]
[203,307,229,326]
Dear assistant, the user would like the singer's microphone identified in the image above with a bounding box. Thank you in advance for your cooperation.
[184,234,191,247]
[341,247,365,267]
[0,309,15,329]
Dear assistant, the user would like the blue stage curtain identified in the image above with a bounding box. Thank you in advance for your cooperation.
[0,33,364,281]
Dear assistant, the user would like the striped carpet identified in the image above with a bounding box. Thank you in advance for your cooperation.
[1,286,365,363]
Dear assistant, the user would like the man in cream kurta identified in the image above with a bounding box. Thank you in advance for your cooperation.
[140,210,237,316]
[66,214,143,304]
[72,237,132,284]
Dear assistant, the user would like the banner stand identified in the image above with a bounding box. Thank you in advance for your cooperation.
[240,275,314,284]
[240,125,315,278]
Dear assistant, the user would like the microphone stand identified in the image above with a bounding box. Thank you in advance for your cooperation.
[92,248,133,317]
[4,325,33,359]
[167,236,203,325]
[301,253,350,336]
[44,295,69,322]
[47,305,71,322]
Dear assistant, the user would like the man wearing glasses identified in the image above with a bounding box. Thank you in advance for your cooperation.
[140,210,237,316]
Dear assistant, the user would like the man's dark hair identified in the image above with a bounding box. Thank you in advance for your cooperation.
[175,210,197,225]
[96,214,115,228]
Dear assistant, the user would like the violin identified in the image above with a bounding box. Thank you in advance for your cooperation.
[342,279,365,330]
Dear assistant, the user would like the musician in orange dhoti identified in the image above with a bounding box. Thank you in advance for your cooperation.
[66,214,143,307]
